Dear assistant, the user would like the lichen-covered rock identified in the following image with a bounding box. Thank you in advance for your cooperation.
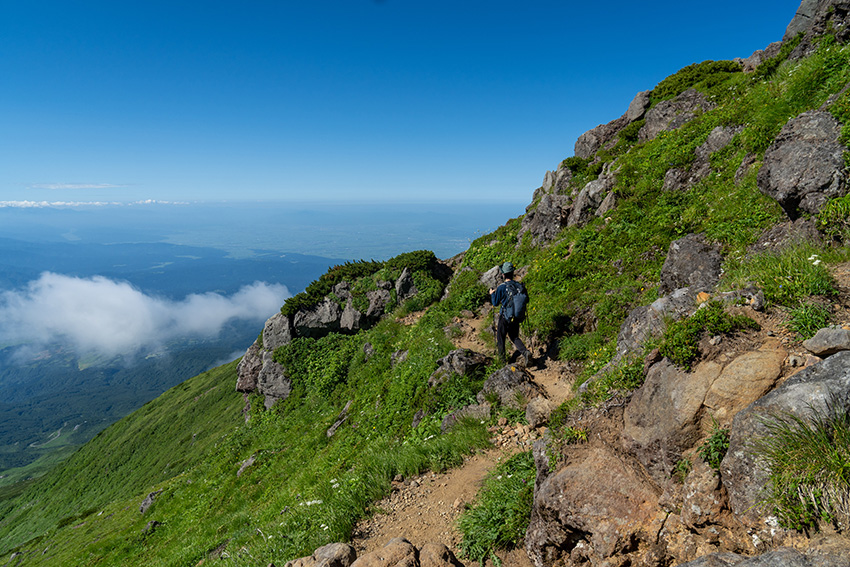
[757,110,846,220]
[293,297,342,337]
[640,89,716,142]
[659,233,724,295]
[566,174,615,228]
[257,350,291,409]
[476,365,544,409]
[680,459,724,529]
[340,300,364,332]
[721,350,850,526]
[366,289,392,320]
[428,349,492,388]
[519,193,572,245]
[236,340,262,392]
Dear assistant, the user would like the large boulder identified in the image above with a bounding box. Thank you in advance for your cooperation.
[519,193,572,245]
[476,365,544,409]
[802,327,850,356]
[525,444,661,567]
[349,538,463,567]
[293,297,343,337]
[366,289,392,319]
[721,350,850,526]
[285,542,357,567]
[640,89,716,142]
[757,110,846,220]
[340,300,364,332]
[566,174,615,227]
[574,115,628,159]
[236,340,262,393]
[428,349,492,388]
[658,233,724,296]
[395,267,419,303]
[256,350,291,409]
[263,311,294,350]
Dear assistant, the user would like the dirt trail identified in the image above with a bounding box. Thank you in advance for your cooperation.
[351,313,574,567]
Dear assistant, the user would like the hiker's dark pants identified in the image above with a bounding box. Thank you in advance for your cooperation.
[496,313,527,362]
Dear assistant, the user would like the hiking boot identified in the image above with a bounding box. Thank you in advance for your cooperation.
[522,350,532,368]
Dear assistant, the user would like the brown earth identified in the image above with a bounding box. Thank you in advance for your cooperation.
[349,262,850,566]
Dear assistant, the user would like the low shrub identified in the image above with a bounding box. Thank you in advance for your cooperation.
[698,419,730,470]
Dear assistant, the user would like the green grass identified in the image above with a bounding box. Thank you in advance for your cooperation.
[751,398,850,532]
[457,451,536,567]
[786,302,833,339]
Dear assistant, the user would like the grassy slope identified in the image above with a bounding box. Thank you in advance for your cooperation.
[3,34,850,567]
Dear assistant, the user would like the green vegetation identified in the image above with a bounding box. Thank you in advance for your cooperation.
[659,301,760,369]
[699,419,730,470]
[786,302,833,339]
[457,451,536,567]
[649,59,742,103]
[752,399,850,531]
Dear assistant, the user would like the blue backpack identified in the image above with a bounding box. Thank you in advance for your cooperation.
[501,280,528,323]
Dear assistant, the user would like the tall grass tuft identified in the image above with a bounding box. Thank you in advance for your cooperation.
[751,397,850,532]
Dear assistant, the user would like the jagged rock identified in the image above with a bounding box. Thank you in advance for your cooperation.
[721,350,850,526]
[595,190,617,218]
[237,454,256,477]
[525,444,660,567]
[802,327,850,356]
[333,281,352,302]
[566,174,615,228]
[658,234,723,296]
[236,340,262,393]
[139,489,163,514]
[740,42,783,73]
[366,289,392,319]
[757,110,846,220]
[480,265,503,292]
[623,341,785,482]
[747,218,822,257]
[340,300,364,332]
[264,312,294,351]
[526,396,554,428]
[627,90,651,122]
[395,267,418,303]
[294,297,342,338]
[257,350,291,409]
[476,365,544,409]
[640,89,716,142]
[285,542,357,567]
[664,126,743,192]
[575,115,628,159]
[440,403,491,433]
[519,193,572,245]
[681,459,724,529]
[678,543,850,567]
[785,0,850,58]
[327,401,353,438]
[614,288,694,362]
[363,342,375,360]
[142,520,161,535]
[623,359,722,482]
[428,349,492,388]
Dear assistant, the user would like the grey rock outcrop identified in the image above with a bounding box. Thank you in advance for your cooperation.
[721,350,850,525]
[139,489,163,515]
[294,297,343,338]
[257,350,291,409]
[476,365,544,409]
[395,267,418,303]
[575,115,628,160]
[784,0,850,57]
[679,544,850,567]
[236,341,262,393]
[658,234,724,296]
[566,174,615,228]
[640,89,716,142]
[264,312,294,351]
[366,289,392,319]
[803,327,850,356]
[526,396,554,428]
[428,349,492,388]
[627,90,651,122]
[757,110,846,220]
[740,42,783,73]
[519,193,572,245]
[440,403,491,433]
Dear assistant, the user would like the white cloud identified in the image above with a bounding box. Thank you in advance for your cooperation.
[0,273,289,360]
[0,200,188,208]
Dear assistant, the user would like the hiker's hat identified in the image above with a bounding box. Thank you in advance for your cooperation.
[500,261,515,274]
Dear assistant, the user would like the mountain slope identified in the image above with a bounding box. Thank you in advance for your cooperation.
[4,2,850,566]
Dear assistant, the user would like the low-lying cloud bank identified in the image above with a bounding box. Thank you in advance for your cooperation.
[0,273,289,360]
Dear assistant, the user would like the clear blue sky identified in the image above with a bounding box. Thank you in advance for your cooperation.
[1,1,802,205]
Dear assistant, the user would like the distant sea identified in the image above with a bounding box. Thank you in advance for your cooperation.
[0,200,528,262]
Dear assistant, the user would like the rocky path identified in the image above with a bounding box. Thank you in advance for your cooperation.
[350,313,574,567]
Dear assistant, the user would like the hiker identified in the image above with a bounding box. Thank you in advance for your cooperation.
[489,261,532,366]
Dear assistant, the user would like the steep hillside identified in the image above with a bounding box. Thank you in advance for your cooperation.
[4,2,850,566]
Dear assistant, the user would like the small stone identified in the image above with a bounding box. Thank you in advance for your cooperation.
[709,335,722,346]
